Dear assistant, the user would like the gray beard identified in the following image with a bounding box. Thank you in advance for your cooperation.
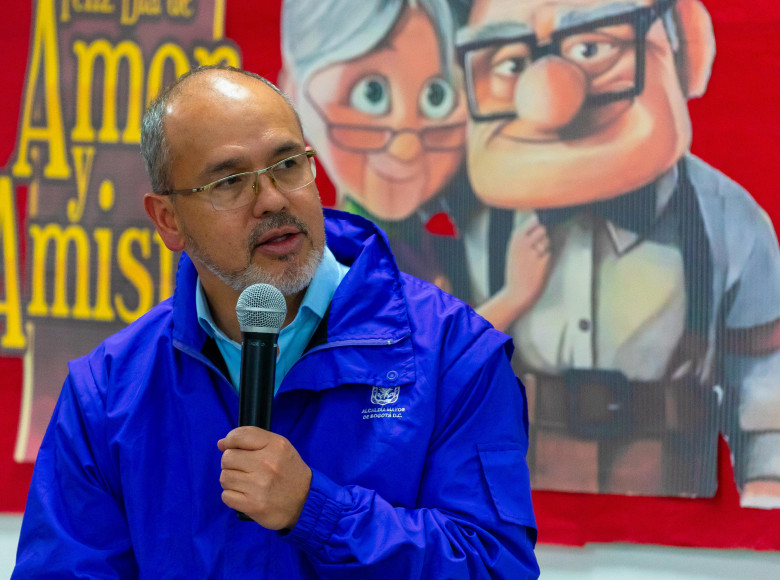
[185,212,324,296]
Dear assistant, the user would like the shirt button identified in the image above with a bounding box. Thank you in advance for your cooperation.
[386,370,399,381]
[578,319,591,332]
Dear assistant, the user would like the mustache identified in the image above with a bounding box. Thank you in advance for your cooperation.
[248,212,310,248]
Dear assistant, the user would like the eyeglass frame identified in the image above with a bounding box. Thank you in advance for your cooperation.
[161,150,318,210]
[455,0,677,123]
[303,83,467,153]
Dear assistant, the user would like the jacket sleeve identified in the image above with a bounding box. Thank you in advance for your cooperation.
[12,364,138,579]
[283,336,539,579]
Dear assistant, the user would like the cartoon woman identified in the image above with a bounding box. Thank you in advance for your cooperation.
[279,0,472,293]
[280,0,550,310]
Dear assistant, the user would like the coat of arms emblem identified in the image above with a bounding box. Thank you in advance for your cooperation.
[371,386,400,406]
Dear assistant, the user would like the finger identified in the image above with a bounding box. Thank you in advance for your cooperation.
[525,224,548,244]
[219,467,254,490]
[220,426,271,451]
[220,489,248,512]
[533,237,550,254]
[220,448,255,471]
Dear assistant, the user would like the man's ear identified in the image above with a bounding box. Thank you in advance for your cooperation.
[675,0,716,99]
[144,193,186,252]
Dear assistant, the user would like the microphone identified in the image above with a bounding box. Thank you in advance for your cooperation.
[234,283,286,520]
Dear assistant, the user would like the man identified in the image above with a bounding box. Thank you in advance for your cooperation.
[457,0,780,504]
[13,66,539,578]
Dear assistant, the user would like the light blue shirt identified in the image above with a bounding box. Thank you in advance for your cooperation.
[196,247,350,394]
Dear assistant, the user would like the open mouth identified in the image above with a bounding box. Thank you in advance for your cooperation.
[253,226,304,257]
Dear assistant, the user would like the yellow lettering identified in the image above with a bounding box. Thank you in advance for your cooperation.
[115,228,153,323]
[68,146,95,223]
[92,228,116,321]
[72,39,144,144]
[146,43,190,106]
[193,45,240,68]
[166,0,192,17]
[0,177,26,349]
[12,0,70,179]
[120,0,161,26]
[28,223,91,319]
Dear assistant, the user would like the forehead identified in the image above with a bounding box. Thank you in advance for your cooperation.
[166,72,303,154]
[468,0,644,28]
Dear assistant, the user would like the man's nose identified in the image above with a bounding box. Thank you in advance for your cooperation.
[514,57,587,130]
[251,172,289,217]
[386,130,423,161]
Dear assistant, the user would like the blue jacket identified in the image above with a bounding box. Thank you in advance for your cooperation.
[14,210,539,579]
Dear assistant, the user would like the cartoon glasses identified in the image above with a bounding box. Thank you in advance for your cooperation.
[304,83,466,153]
[456,0,677,121]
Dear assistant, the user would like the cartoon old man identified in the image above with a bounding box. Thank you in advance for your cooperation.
[457,0,780,506]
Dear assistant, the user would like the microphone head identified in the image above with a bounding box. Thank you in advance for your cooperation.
[236,283,287,333]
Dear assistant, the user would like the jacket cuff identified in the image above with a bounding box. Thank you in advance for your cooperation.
[282,468,350,556]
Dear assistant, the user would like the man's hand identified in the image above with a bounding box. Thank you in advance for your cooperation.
[218,427,312,529]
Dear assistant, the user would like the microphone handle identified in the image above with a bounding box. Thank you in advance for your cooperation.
[236,332,277,521]
[238,332,277,429]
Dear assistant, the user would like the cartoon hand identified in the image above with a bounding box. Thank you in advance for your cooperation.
[504,216,551,307]
[218,427,312,529]
[477,216,551,332]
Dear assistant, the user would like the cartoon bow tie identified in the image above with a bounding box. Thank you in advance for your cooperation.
[536,182,657,235]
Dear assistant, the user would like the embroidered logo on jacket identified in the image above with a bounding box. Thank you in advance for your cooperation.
[363,386,406,420]
[371,386,399,406]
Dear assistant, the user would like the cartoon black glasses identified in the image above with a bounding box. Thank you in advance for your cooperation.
[456,0,677,121]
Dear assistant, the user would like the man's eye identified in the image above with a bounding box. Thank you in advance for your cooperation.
[419,78,455,119]
[275,157,302,172]
[213,174,245,190]
[349,75,391,115]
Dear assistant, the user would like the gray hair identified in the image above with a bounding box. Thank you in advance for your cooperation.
[281,0,460,88]
[140,65,301,194]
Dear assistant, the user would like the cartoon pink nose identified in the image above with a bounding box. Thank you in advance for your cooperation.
[387,131,423,161]
[514,57,587,130]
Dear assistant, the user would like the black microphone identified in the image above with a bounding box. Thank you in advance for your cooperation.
[234,283,286,520]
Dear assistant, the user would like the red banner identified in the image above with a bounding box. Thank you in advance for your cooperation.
[2,0,780,550]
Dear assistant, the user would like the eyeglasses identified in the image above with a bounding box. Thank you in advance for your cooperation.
[456,0,676,122]
[304,87,466,153]
[164,150,317,211]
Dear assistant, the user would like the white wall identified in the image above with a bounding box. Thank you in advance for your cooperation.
[2,513,779,579]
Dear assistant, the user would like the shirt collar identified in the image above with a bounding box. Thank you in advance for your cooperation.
[195,245,345,347]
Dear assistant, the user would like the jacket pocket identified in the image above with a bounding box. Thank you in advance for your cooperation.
[477,443,536,526]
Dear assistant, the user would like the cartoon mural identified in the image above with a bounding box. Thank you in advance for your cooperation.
[2,0,780,550]
[457,0,780,507]
[279,0,474,298]
[283,0,780,508]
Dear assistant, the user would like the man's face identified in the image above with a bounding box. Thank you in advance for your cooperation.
[463,0,692,209]
[164,72,326,297]
[294,7,467,220]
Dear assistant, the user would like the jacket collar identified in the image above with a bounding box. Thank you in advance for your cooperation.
[322,208,411,346]
[170,209,416,391]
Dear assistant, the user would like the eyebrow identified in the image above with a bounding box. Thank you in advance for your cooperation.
[457,22,533,45]
[457,1,642,44]
[558,2,640,28]
[200,141,304,180]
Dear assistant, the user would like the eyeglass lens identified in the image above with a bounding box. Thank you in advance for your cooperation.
[466,22,638,118]
[208,153,315,210]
